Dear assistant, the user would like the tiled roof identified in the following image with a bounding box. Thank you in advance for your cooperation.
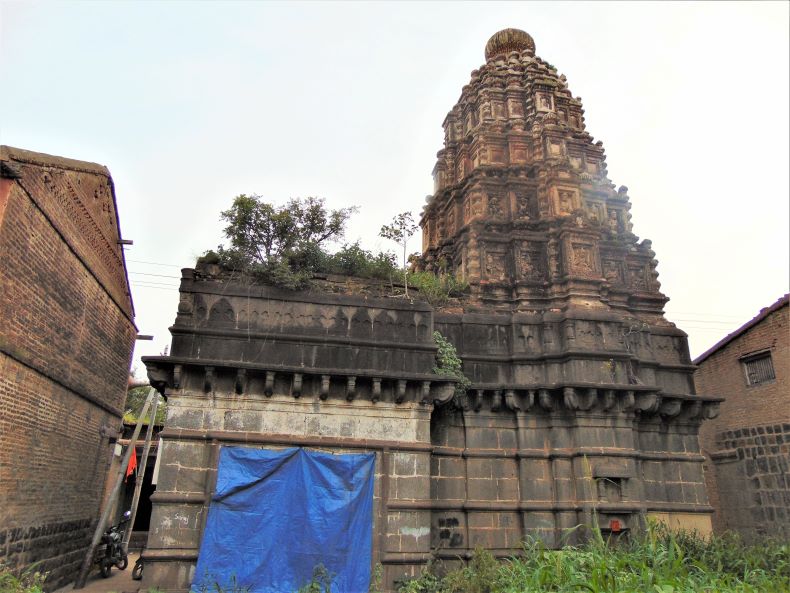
[694,294,789,365]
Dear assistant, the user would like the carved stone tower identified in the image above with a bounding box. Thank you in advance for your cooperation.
[420,28,662,313]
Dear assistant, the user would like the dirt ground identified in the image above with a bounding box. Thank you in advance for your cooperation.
[54,553,142,593]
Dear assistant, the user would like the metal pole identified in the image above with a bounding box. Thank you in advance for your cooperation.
[122,390,159,553]
[74,387,157,589]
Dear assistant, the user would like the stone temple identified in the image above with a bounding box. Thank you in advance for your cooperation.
[142,29,722,592]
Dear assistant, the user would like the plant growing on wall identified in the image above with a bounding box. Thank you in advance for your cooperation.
[432,331,470,397]
[379,211,418,296]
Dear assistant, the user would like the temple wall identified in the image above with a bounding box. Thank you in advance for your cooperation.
[142,281,454,591]
[143,276,719,592]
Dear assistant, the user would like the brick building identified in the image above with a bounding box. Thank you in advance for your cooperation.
[0,146,137,588]
[695,294,789,541]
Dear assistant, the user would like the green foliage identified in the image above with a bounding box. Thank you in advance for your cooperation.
[212,195,356,289]
[194,573,250,593]
[407,272,469,307]
[124,387,166,425]
[398,524,790,593]
[323,242,399,281]
[296,564,335,593]
[206,195,406,290]
[368,563,383,593]
[432,331,470,396]
[380,212,418,296]
[221,195,354,264]
[0,564,46,593]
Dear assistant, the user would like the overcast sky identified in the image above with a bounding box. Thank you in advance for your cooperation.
[2,1,788,378]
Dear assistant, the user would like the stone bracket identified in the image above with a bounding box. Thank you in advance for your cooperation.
[462,383,721,422]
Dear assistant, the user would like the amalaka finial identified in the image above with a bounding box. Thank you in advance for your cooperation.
[485,28,535,60]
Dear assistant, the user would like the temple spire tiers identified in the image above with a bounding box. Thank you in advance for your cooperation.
[419,29,666,318]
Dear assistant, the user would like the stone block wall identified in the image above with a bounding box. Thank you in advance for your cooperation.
[705,424,790,541]
[143,272,720,592]
[0,147,135,589]
[142,278,454,591]
[142,385,439,591]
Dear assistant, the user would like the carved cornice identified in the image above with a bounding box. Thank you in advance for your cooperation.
[455,384,721,422]
[143,356,456,406]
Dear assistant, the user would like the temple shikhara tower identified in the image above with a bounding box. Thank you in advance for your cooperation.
[420,28,658,311]
[142,29,722,592]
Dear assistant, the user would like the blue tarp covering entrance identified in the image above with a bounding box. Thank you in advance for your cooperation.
[192,447,375,593]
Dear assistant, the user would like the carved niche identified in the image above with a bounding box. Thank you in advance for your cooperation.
[509,141,528,163]
[446,206,457,235]
[602,259,624,286]
[536,92,554,112]
[507,98,524,117]
[586,200,606,224]
[516,243,547,282]
[464,192,485,223]
[628,265,648,291]
[514,189,537,219]
[555,187,578,216]
[487,192,505,217]
[569,242,598,277]
[482,245,508,282]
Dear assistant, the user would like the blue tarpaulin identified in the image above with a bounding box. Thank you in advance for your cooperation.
[192,446,375,593]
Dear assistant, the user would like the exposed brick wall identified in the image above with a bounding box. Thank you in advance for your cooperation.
[0,354,117,588]
[695,300,789,539]
[0,183,135,410]
[0,148,136,590]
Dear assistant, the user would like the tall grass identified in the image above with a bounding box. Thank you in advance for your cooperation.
[399,522,789,593]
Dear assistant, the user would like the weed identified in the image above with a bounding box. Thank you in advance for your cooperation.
[0,564,46,593]
[296,564,335,593]
[398,524,790,593]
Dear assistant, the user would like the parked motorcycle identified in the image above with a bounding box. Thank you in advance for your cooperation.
[97,510,131,578]
[131,553,144,581]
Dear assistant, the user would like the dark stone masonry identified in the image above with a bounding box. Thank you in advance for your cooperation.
[142,29,722,592]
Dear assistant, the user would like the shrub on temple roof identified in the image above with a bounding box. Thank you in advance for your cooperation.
[218,194,353,270]
[205,195,399,289]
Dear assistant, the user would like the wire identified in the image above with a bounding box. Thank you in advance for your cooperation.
[126,259,183,268]
[129,271,181,279]
[130,285,179,292]
[672,311,741,319]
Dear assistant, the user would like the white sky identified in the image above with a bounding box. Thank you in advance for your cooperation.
[1,1,788,378]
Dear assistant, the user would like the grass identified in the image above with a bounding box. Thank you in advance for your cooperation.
[0,564,46,593]
[398,522,790,593]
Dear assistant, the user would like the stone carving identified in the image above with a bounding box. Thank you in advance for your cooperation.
[208,298,235,326]
[487,194,503,217]
[484,251,506,281]
[602,259,623,285]
[447,208,456,234]
[558,190,575,215]
[515,191,535,219]
[571,243,596,275]
[628,266,647,291]
[471,194,484,217]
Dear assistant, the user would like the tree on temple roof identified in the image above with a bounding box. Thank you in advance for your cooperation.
[205,194,399,290]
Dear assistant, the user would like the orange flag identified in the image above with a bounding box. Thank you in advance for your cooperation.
[125,448,138,482]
